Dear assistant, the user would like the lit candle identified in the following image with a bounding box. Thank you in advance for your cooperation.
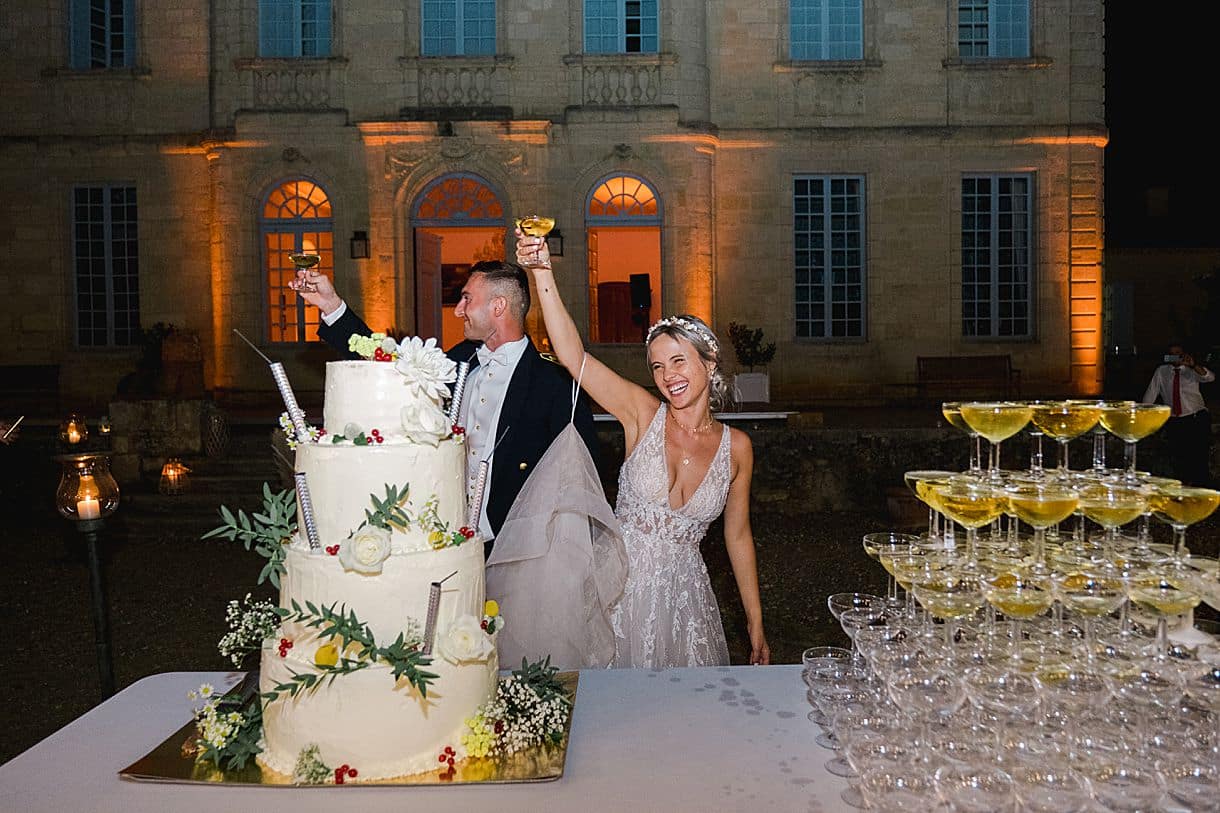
[77,496,100,520]
[67,426,82,444]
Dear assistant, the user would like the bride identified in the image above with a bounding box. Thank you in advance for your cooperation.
[514,230,769,668]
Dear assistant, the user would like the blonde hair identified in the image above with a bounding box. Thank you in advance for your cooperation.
[645,314,733,411]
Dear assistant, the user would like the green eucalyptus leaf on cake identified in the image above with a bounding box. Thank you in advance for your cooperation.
[202,485,295,587]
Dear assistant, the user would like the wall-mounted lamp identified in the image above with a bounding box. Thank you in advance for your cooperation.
[545,229,564,258]
[350,230,370,260]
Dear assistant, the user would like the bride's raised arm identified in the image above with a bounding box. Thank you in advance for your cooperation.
[515,231,658,442]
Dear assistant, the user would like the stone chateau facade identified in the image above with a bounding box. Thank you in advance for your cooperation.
[0,0,1105,405]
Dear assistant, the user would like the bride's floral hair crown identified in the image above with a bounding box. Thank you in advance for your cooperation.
[645,316,720,355]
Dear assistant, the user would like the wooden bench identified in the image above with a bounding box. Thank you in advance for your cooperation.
[916,355,1021,400]
[0,364,61,414]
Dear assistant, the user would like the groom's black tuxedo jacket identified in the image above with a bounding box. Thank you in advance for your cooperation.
[317,307,601,539]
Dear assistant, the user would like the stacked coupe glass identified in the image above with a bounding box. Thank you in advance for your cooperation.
[808,399,1220,812]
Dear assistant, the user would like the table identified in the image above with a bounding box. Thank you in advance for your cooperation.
[0,665,853,813]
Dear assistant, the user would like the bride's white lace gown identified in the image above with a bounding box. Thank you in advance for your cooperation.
[610,404,732,668]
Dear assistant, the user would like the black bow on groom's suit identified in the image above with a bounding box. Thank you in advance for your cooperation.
[317,307,601,541]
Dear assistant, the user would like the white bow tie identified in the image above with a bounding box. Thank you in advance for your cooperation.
[477,346,508,367]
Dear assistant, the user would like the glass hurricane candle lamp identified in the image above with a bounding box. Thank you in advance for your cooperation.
[59,414,88,445]
[159,458,191,495]
[56,453,119,524]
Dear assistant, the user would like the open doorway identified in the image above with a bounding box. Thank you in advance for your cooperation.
[411,173,506,347]
[586,174,662,344]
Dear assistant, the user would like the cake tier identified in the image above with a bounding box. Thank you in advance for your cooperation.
[259,646,498,780]
[277,537,485,645]
[260,539,497,780]
[322,360,441,438]
[294,438,465,552]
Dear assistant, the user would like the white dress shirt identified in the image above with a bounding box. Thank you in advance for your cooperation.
[1143,363,1214,417]
[462,335,530,539]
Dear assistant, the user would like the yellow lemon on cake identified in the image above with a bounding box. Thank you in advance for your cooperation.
[314,643,339,667]
[484,599,500,618]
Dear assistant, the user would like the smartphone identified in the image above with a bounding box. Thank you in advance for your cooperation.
[1164,354,1183,363]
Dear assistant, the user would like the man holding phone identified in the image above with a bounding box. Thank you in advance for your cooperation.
[1143,342,1215,485]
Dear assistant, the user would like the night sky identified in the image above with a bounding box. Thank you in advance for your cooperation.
[1104,6,1217,248]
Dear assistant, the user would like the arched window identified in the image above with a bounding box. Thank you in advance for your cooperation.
[411,173,507,345]
[261,178,334,343]
[585,173,662,343]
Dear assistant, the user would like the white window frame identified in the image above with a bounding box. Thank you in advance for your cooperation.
[72,184,140,347]
[793,174,867,341]
[960,172,1035,339]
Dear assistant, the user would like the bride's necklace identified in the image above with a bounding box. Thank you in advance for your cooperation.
[668,409,716,466]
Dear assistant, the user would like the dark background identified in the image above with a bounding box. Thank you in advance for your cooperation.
[1104,6,1218,250]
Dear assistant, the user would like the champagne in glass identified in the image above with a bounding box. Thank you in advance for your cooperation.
[959,402,1034,480]
[863,532,918,608]
[1055,571,1126,660]
[516,215,556,237]
[1149,485,1220,562]
[1098,403,1171,481]
[933,479,1006,563]
[1128,574,1202,659]
[942,401,983,474]
[1030,400,1102,476]
[1006,484,1079,573]
[1078,482,1148,554]
[904,469,955,544]
[911,571,984,646]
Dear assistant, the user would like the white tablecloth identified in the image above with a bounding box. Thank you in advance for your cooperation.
[0,665,853,813]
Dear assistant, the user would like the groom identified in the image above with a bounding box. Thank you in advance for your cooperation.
[291,262,600,547]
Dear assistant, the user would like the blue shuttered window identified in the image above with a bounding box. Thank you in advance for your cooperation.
[790,0,863,61]
[73,186,140,347]
[958,0,1029,58]
[584,0,658,54]
[422,0,496,56]
[794,176,866,340]
[259,0,332,58]
[70,0,136,69]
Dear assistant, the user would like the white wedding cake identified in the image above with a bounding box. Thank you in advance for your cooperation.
[257,344,499,781]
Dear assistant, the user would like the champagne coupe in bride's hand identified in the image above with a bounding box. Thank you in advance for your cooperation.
[515,215,555,270]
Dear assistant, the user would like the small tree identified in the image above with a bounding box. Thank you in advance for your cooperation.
[727,322,777,372]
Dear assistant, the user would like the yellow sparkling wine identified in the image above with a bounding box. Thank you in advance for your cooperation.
[1079,502,1146,529]
[985,590,1054,619]
[942,406,971,433]
[959,403,1034,443]
[1151,489,1220,526]
[936,492,1006,528]
[1098,405,1170,441]
[1007,493,1078,528]
[1128,583,1201,616]
[517,215,555,237]
[1030,403,1102,439]
[912,589,983,619]
[914,480,947,512]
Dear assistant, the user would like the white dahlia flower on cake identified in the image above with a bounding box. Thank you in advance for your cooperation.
[394,336,457,401]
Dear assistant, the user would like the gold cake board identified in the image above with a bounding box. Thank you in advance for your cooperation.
[119,672,578,786]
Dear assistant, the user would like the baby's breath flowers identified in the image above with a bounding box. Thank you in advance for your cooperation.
[218,594,280,668]
[459,657,570,758]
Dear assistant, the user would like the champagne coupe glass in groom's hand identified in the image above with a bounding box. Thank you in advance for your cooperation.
[515,215,556,270]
